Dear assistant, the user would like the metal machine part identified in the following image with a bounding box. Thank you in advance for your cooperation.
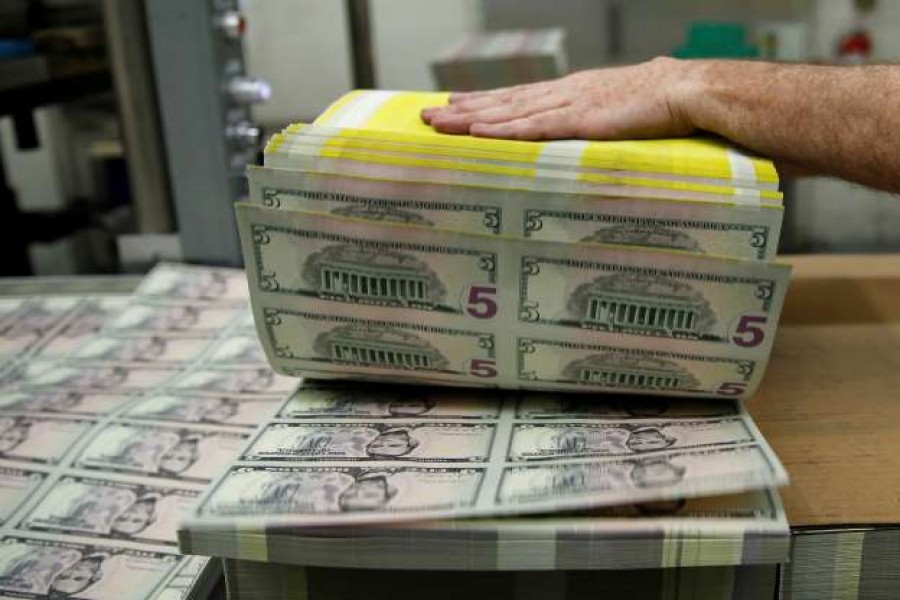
[143,0,268,266]
[103,0,173,234]
[216,11,247,40]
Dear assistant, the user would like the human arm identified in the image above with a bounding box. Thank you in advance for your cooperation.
[421,58,900,193]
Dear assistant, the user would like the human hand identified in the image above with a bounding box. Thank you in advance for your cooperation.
[421,57,698,141]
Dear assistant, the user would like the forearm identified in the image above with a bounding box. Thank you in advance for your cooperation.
[424,58,900,191]
[679,60,900,191]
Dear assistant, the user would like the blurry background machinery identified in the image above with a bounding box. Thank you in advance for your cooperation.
[141,0,267,267]
[0,0,116,275]
[2,0,899,278]
[0,0,270,274]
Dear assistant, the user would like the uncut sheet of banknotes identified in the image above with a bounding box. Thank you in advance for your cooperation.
[0,89,797,594]
[182,383,789,571]
[0,266,298,598]
[0,265,789,591]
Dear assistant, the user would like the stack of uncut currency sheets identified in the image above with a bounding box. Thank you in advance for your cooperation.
[240,90,790,396]
[173,89,795,588]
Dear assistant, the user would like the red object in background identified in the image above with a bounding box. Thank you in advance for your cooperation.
[838,29,873,60]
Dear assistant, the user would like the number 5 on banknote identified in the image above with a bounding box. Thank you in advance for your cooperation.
[464,285,497,319]
[730,315,767,348]
[516,249,788,354]
[240,207,502,320]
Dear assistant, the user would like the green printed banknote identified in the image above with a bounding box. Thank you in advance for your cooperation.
[237,204,788,399]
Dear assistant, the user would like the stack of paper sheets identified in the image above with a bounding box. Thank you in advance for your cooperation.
[180,382,789,572]
[221,560,781,600]
[430,28,569,91]
[241,89,790,400]
[174,89,794,581]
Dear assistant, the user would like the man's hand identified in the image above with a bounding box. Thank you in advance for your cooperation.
[422,58,900,193]
[421,57,697,141]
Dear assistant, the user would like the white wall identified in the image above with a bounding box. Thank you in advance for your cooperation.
[806,0,900,59]
[370,0,483,90]
[788,0,900,252]
[483,0,808,68]
[243,0,481,120]
[243,0,354,125]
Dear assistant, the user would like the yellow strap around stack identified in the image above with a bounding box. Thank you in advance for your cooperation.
[310,90,778,187]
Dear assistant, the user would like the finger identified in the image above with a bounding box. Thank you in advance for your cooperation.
[470,107,579,141]
[420,106,441,123]
[422,92,506,123]
[430,94,510,121]
[428,84,556,126]
[448,86,516,104]
[429,95,569,134]
[426,111,477,134]
[451,81,557,112]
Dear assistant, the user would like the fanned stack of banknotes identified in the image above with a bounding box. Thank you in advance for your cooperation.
[239,90,790,398]
[179,89,793,593]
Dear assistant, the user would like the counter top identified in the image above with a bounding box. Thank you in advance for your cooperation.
[751,254,900,527]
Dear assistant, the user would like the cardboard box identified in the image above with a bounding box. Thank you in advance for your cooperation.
[751,254,900,526]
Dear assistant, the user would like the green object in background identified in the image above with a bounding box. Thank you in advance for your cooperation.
[673,21,759,59]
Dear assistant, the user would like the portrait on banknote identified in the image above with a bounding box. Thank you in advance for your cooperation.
[244,422,495,462]
[0,539,179,598]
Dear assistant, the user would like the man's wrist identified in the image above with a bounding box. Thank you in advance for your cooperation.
[667,58,718,135]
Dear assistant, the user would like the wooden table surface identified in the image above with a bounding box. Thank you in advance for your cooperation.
[750,254,900,527]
